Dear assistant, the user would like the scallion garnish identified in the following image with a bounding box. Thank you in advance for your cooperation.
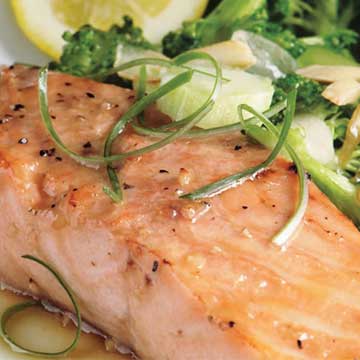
[131,100,287,139]
[39,65,193,167]
[182,89,308,246]
[92,57,229,83]
[181,92,297,200]
[0,255,81,357]
[103,51,222,201]
[39,52,221,202]
[102,68,194,201]
[239,103,309,247]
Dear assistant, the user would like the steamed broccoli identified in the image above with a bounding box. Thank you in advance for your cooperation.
[271,73,342,125]
[236,6,306,58]
[268,0,359,34]
[267,0,359,59]
[51,16,154,79]
[163,0,359,65]
[273,74,330,111]
[162,0,266,57]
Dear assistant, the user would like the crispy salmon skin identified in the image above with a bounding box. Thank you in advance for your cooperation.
[1,65,360,359]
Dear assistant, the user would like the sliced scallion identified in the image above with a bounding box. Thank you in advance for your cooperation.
[181,92,296,200]
[132,100,287,139]
[103,51,222,201]
[239,104,309,247]
[0,255,81,358]
[39,65,193,167]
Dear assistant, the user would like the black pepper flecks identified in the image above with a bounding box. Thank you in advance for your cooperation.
[55,156,63,162]
[64,82,72,86]
[51,115,57,119]
[228,321,236,328]
[123,183,134,190]
[86,92,95,98]
[234,144,242,151]
[288,164,298,173]
[159,169,169,173]
[39,148,56,157]
[18,137,28,144]
[242,205,248,209]
[11,103,25,111]
[297,339,303,349]
[152,260,159,272]
[83,141,92,148]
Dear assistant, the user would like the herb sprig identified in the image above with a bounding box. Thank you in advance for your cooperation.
[39,52,222,202]
[0,255,81,357]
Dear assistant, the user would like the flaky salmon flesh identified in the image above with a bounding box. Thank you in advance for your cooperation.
[1,65,360,360]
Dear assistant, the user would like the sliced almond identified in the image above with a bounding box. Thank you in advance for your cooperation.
[322,79,360,106]
[297,65,360,83]
[198,40,256,69]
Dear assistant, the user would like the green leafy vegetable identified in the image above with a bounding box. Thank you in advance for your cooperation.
[162,0,266,57]
[267,0,359,62]
[0,255,81,357]
[268,0,359,38]
[162,0,359,65]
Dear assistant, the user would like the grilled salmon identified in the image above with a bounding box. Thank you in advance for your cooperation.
[1,65,360,360]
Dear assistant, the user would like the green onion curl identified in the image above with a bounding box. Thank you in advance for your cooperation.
[0,255,81,357]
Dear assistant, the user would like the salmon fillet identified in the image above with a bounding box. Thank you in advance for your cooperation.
[1,65,360,360]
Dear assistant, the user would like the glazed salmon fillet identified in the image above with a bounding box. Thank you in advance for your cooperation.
[1,65,360,360]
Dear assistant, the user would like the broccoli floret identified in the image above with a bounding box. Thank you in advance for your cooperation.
[51,16,154,79]
[273,73,327,110]
[266,1,359,62]
[323,29,359,53]
[271,73,342,125]
[268,0,359,34]
[162,0,359,63]
[162,0,266,57]
[248,22,305,58]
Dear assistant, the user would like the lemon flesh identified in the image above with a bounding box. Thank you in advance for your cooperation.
[11,0,208,59]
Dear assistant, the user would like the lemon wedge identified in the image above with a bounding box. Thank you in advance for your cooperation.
[11,0,208,59]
